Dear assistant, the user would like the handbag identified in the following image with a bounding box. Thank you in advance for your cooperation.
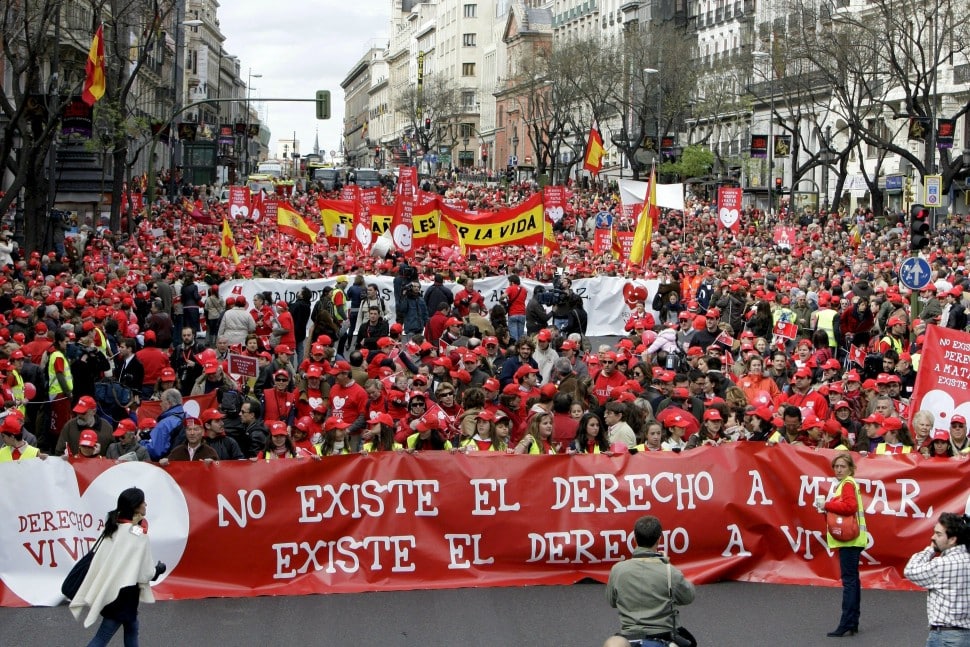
[61,533,105,600]
[826,511,860,541]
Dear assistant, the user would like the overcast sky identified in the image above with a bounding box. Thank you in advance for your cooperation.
[218,2,388,160]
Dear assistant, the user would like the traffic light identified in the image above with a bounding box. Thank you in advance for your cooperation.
[424,118,431,131]
[506,167,515,183]
[774,177,783,194]
[910,203,929,251]
[315,90,331,120]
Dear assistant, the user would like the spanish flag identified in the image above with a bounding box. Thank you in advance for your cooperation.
[220,218,239,264]
[583,124,605,175]
[629,165,659,265]
[277,201,319,244]
[81,24,106,106]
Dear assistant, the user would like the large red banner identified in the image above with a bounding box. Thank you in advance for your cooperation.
[2,444,966,607]
[909,324,970,432]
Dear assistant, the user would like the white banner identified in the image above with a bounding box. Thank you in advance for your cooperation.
[219,275,660,338]
[619,179,686,212]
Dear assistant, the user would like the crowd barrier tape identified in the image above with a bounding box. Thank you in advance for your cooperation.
[1,443,966,607]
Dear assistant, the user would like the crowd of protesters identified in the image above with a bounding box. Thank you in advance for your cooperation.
[0,170,968,465]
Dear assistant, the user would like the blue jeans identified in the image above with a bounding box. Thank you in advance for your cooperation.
[508,315,525,342]
[927,628,970,647]
[87,616,139,647]
[837,546,863,630]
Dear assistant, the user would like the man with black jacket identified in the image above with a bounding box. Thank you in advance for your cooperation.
[424,273,453,315]
[356,306,390,351]
[170,327,205,397]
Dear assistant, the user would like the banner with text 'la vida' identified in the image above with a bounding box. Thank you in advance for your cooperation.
[1,444,967,607]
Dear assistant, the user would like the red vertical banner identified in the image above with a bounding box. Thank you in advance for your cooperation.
[352,203,373,255]
[228,186,251,220]
[773,225,796,249]
[909,324,970,433]
[717,187,742,233]
[542,186,566,226]
[391,194,415,256]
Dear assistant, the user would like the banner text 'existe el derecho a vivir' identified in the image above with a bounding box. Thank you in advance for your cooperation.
[1,444,967,607]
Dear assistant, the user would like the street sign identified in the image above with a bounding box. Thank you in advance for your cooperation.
[924,175,942,207]
[899,256,932,291]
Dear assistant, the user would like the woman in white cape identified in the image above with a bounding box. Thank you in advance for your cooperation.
[70,487,165,647]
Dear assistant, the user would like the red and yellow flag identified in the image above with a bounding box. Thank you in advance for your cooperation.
[82,24,106,106]
[317,198,355,244]
[629,165,659,265]
[220,218,239,264]
[277,201,319,244]
[583,124,605,175]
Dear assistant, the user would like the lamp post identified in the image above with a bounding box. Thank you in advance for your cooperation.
[511,126,519,179]
[462,135,469,170]
[643,68,661,171]
[753,49,775,214]
[820,125,835,211]
[244,69,262,178]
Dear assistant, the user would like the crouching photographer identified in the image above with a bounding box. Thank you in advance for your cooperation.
[606,515,697,647]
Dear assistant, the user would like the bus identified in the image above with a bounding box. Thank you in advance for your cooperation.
[351,168,381,188]
[257,160,283,179]
[246,174,276,195]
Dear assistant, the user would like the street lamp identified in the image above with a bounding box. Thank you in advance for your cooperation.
[244,69,261,178]
[753,47,776,214]
[643,68,661,168]
[462,135,469,169]
[511,126,519,177]
[820,125,836,211]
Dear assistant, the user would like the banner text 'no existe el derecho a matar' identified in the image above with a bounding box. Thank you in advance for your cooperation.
[1,444,967,607]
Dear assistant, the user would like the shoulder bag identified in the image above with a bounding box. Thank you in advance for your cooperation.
[826,511,860,541]
[61,532,105,600]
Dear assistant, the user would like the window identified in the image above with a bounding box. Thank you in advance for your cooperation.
[463,4,476,18]
[462,62,475,76]
[463,33,476,47]
[461,91,476,111]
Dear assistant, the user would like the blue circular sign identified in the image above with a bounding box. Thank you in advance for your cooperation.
[899,257,932,290]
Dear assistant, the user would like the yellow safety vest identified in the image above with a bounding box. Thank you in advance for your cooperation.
[93,327,109,358]
[47,350,73,398]
[814,309,838,349]
[0,444,40,462]
[879,335,903,356]
[827,476,868,548]
[362,441,404,452]
[10,370,25,415]
[875,444,912,455]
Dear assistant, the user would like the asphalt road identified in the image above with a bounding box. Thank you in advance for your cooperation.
[1,580,928,647]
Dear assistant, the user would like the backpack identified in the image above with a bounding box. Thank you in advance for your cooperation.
[220,389,243,416]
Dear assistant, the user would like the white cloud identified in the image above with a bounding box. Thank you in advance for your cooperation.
[217,2,388,160]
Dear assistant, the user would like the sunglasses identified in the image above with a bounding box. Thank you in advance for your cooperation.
[274,377,289,382]
[602,360,615,365]
[439,392,455,397]
[410,402,426,408]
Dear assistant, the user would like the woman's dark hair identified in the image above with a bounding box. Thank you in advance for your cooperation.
[367,423,398,452]
[574,412,610,453]
[262,434,297,457]
[104,487,145,537]
[461,387,486,410]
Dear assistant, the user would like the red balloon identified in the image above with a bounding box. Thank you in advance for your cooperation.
[23,383,36,400]
[622,283,636,301]
[633,286,648,303]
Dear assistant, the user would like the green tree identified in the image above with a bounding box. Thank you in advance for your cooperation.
[661,145,714,180]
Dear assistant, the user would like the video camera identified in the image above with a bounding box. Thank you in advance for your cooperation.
[536,281,569,307]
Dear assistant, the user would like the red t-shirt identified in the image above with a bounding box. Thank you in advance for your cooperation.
[136,347,171,386]
[592,370,627,405]
[328,381,368,431]
[505,284,527,316]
